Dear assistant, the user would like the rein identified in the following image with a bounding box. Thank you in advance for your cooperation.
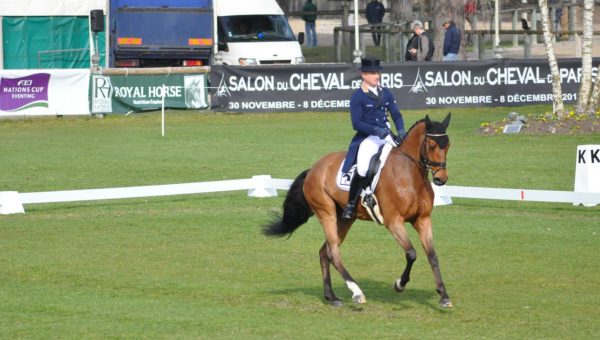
[400,132,447,176]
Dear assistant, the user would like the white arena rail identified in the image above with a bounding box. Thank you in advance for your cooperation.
[1,175,598,215]
[0,175,291,215]
[432,185,600,206]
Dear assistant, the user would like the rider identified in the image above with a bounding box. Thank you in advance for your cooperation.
[341,57,406,220]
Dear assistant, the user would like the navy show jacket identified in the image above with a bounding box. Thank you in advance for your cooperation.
[341,85,405,173]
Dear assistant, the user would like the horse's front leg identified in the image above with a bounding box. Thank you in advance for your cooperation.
[414,216,452,308]
[386,216,417,293]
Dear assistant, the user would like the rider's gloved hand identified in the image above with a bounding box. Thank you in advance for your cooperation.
[384,134,398,147]
[394,130,407,144]
[374,127,390,139]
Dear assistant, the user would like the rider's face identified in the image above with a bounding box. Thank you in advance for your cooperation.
[361,71,380,88]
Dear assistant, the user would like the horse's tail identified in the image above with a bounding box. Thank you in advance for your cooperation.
[263,169,313,237]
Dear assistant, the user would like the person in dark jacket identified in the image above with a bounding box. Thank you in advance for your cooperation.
[405,33,418,61]
[366,0,385,46]
[341,58,406,220]
[442,19,461,61]
[302,0,318,47]
[410,20,433,61]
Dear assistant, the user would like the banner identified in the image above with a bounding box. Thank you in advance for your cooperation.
[210,58,599,112]
[90,74,209,114]
[0,69,90,116]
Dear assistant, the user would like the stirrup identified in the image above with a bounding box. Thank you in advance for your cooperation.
[341,203,356,220]
[362,193,384,225]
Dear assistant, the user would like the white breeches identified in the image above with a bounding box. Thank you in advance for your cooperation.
[356,135,386,176]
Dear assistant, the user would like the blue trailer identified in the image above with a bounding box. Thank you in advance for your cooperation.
[109,0,213,67]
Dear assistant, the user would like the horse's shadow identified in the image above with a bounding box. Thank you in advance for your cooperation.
[266,278,444,311]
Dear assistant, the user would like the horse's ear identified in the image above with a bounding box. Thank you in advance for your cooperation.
[442,112,451,129]
[425,115,432,127]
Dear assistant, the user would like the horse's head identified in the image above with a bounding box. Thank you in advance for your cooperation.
[423,113,451,186]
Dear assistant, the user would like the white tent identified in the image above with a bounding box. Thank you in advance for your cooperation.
[0,0,106,16]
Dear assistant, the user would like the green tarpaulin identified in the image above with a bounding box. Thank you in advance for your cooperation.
[2,16,105,69]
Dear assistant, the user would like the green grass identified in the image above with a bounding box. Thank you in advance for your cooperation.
[1,107,599,338]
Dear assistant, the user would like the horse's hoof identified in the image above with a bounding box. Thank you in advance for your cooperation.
[325,296,343,307]
[394,279,406,293]
[439,298,453,308]
[329,299,343,307]
[352,294,367,304]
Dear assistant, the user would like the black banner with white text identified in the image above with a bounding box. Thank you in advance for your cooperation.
[210,58,599,112]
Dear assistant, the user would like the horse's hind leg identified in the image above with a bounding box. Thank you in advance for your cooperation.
[319,241,341,306]
[317,214,366,306]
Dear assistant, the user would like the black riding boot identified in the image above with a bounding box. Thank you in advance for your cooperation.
[342,174,366,220]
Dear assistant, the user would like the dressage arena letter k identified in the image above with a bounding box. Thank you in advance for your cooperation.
[578,148,600,164]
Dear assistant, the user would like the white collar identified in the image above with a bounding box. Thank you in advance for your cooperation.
[368,85,378,96]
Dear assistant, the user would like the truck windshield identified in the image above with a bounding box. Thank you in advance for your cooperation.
[219,15,296,42]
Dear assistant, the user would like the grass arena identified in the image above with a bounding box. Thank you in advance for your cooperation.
[1,106,599,338]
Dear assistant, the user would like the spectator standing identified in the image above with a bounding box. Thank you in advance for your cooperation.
[464,0,476,27]
[464,0,477,43]
[554,3,563,41]
[405,33,418,61]
[366,0,385,46]
[302,0,318,47]
[442,19,461,61]
[410,20,433,62]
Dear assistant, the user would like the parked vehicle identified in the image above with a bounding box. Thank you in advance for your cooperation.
[109,0,213,67]
[213,0,304,65]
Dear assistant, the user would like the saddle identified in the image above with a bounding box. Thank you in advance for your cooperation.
[336,143,394,225]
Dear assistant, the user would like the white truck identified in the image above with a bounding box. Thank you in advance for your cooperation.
[213,0,305,65]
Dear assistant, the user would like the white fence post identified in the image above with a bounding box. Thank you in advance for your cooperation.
[0,191,25,215]
[432,185,453,206]
[248,175,278,197]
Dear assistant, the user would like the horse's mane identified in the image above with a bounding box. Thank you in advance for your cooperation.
[406,119,426,134]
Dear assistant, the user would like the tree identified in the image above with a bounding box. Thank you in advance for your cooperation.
[538,0,566,118]
[275,0,290,15]
[390,0,466,60]
[588,61,600,115]
[575,0,594,115]
[431,0,467,61]
[581,0,600,116]
[389,0,417,23]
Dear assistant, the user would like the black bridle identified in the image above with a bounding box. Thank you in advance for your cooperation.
[421,132,448,176]
[401,132,448,177]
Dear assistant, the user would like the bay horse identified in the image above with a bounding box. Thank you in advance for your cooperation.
[263,113,452,308]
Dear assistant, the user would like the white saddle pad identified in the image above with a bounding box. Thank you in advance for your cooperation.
[336,143,394,193]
